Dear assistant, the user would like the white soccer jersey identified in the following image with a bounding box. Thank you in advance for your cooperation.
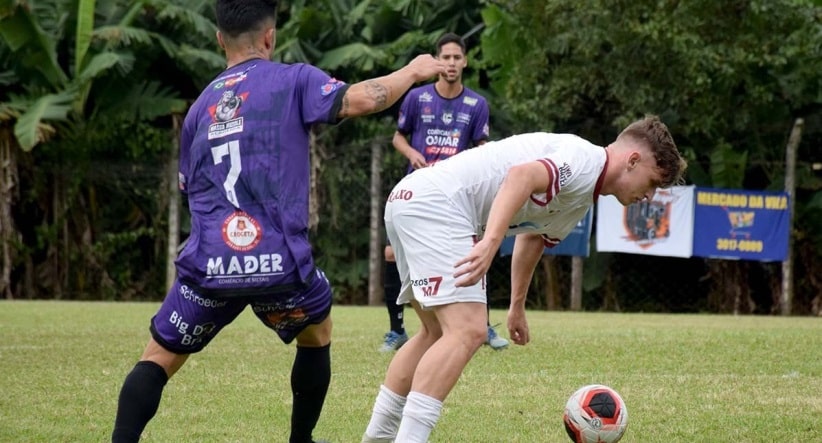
[410,132,607,246]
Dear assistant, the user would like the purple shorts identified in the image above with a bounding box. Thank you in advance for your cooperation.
[150,268,333,354]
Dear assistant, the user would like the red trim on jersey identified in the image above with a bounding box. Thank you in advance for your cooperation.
[541,234,561,248]
[532,158,560,206]
[593,149,609,201]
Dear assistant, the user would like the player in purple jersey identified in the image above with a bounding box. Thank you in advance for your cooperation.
[362,116,687,442]
[380,33,509,353]
[110,1,445,442]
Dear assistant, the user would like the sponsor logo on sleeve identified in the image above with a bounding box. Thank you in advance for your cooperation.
[320,78,345,96]
[558,162,572,187]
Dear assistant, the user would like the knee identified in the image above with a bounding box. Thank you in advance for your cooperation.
[465,323,487,350]
[416,323,443,345]
[296,316,332,347]
[447,321,486,351]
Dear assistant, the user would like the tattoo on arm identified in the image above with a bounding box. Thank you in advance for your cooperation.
[365,80,388,111]
[340,95,350,118]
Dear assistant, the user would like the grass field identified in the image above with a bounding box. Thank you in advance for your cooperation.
[0,301,820,442]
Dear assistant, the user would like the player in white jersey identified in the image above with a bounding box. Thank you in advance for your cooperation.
[362,116,687,443]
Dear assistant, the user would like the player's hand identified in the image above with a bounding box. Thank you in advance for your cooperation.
[408,151,427,169]
[507,307,530,345]
[405,54,446,82]
[453,238,497,287]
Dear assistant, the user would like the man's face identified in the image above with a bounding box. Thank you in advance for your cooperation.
[437,42,467,84]
[615,151,663,206]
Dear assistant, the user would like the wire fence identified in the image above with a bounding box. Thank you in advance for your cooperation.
[10,150,821,316]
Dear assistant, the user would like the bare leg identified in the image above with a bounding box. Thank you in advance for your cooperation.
[408,302,486,400]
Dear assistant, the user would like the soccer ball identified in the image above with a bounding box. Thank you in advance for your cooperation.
[562,384,628,443]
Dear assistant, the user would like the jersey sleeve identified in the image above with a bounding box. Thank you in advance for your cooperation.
[471,98,490,144]
[177,112,197,196]
[536,139,598,206]
[396,91,417,135]
[298,64,350,125]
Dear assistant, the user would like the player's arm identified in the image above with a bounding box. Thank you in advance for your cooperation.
[337,55,445,118]
[454,160,553,287]
[482,161,553,250]
[508,232,543,345]
[393,131,427,170]
[510,233,543,309]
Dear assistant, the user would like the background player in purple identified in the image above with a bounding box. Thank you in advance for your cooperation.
[110,1,445,442]
[380,33,509,353]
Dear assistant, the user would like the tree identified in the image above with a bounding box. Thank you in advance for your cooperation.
[0,0,220,299]
[479,0,822,314]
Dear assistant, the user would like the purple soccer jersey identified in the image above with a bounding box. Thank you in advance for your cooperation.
[396,83,490,174]
[176,59,349,296]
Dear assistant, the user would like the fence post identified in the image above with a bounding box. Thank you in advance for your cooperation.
[368,139,384,305]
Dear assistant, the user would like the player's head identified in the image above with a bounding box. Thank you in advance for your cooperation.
[617,116,687,188]
[606,115,687,205]
[216,0,279,54]
[435,32,467,84]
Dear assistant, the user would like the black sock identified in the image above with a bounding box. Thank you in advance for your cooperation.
[112,361,169,443]
[289,344,331,443]
[387,301,404,334]
[384,261,404,334]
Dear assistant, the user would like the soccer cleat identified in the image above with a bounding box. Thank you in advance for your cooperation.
[486,324,509,350]
[378,331,408,353]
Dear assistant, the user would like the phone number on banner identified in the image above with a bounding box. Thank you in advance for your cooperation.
[715,238,764,252]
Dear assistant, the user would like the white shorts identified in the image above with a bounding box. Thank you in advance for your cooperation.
[384,176,487,309]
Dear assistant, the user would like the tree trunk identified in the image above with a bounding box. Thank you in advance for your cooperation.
[570,256,583,311]
[0,126,18,299]
[165,114,182,292]
[309,129,322,231]
[602,264,619,312]
[781,118,803,315]
[368,138,384,306]
[541,255,560,310]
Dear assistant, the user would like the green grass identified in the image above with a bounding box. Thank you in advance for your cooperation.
[0,301,820,442]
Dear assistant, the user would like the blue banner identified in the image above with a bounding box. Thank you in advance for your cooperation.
[499,208,593,257]
[691,188,790,261]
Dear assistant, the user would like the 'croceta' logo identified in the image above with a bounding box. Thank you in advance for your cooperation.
[222,211,262,252]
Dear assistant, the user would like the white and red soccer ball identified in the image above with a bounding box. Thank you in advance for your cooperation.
[563,384,628,443]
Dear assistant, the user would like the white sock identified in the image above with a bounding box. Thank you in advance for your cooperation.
[364,385,407,439]
[395,391,443,443]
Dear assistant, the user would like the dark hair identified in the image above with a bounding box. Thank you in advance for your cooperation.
[618,115,688,187]
[436,32,466,56]
[216,0,279,38]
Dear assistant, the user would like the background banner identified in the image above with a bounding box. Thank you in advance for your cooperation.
[691,187,790,261]
[596,185,695,257]
[499,207,593,257]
